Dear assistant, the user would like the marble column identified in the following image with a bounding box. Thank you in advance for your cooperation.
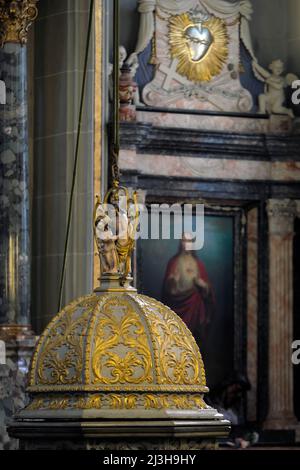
[247,208,258,422]
[264,199,298,430]
[0,0,38,450]
[0,42,30,327]
[0,1,38,327]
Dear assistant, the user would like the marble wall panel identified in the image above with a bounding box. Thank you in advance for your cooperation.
[247,208,258,422]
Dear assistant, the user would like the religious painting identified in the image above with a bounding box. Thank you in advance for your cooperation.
[137,210,239,389]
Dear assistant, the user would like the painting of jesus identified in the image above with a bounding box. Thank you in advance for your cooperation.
[137,212,235,388]
[162,232,215,343]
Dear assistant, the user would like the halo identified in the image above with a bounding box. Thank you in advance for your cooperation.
[168,13,229,83]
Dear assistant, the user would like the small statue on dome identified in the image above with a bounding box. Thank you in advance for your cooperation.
[94,190,139,283]
[94,196,119,275]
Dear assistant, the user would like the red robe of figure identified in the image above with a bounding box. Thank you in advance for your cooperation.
[162,237,215,341]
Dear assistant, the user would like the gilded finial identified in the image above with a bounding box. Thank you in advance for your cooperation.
[94,187,139,287]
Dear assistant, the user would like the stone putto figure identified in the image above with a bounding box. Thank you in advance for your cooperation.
[253,59,297,118]
[108,45,128,101]
[126,52,145,106]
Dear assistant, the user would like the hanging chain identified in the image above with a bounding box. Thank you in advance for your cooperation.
[111,0,120,187]
[58,0,94,311]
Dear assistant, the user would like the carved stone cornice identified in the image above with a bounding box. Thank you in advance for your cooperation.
[267,199,297,236]
[119,122,300,161]
[0,0,38,47]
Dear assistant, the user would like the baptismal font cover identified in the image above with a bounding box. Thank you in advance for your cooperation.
[9,181,230,450]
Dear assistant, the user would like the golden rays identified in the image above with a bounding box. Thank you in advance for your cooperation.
[168,13,229,83]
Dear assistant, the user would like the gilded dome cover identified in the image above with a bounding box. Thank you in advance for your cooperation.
[24,291,210,416]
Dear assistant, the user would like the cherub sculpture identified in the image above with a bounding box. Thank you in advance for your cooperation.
[126,52,145,106]
[108,45,128,101]
[253,59,297,118]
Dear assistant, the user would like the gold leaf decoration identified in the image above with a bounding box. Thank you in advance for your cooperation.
[168,12,229,82]
[91,296,154,385]
[26,393,207,411]
[134,295,206,386]
[0,0,39,46]
[34,296,97,386]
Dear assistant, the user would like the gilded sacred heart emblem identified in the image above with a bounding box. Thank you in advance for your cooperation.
[185,24,213,62]
[169,13,229,82]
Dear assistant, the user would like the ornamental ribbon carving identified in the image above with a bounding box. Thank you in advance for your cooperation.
[0,0,38,47]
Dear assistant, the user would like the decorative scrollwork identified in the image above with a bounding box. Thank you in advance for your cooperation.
[34,296,97,386]
[91,296,154,385]
[29,292,207,395]
[0,0,38,47]
[26,393,207,411]
[133,295,206,386]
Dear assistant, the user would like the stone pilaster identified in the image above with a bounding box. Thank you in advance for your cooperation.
[264,199,298,429]
[247,208,258,422]
[0,0,38,449]
[0,0,38,328]
[0,41,31,327]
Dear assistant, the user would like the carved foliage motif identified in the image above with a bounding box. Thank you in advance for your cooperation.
[32,296,97,386]
[26,393,207,411]
[29,293,206,391]
[0,0,38,46]
[90,296,154,385]
[134,295,206,387]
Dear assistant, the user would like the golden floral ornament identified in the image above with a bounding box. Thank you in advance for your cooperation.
[24,290,210,420]
[26,393,207,412]
[0,0,38,47]
[168,12,229,83]
[14,261,230,440]
[29,293,207,393]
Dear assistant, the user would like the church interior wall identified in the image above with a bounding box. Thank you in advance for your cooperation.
[30,0,95,333]
[116,0,298,75]
[30,0,300,428]
[1,0,300,450]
